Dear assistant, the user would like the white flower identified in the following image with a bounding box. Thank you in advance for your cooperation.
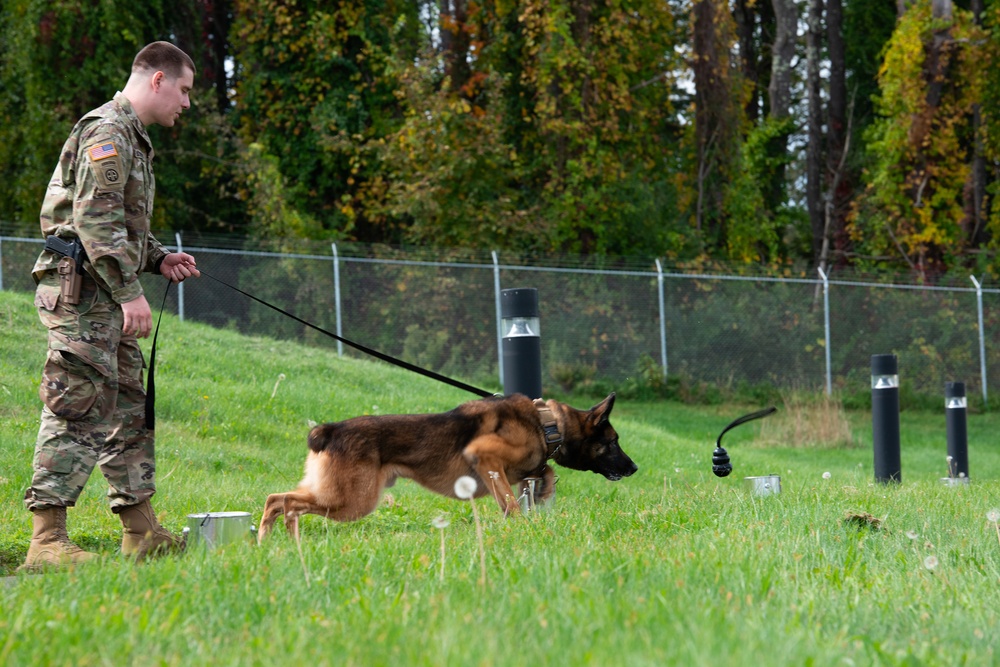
[923,555,939,570]
[822,472,831,480]
[454,476,478,499]
[431,514,450,529]
[905,530,919,540]
[987,509,1000,523]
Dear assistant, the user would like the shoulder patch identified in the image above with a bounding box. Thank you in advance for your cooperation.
[88,142,118,161]
[93,157,124,190]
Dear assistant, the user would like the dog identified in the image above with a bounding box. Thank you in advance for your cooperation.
[258,392,637,541]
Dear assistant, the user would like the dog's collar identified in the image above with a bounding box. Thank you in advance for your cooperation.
[536,405,563,458]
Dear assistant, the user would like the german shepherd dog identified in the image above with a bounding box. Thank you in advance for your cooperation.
[258,392,636,541]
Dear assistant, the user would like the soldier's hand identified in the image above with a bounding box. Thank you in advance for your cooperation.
[161,252,200,283]
[121,295,153,338]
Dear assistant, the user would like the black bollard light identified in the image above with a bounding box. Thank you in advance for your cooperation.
[501,288,542,398]
[945,381,969,482]
[871,354,901,483]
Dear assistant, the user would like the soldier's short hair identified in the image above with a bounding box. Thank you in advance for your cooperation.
[132,41,196,79]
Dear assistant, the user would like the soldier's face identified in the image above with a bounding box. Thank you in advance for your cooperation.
[152,68,194,127]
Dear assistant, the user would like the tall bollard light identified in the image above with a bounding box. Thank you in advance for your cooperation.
[501,288,542,398]
[872,354,901,483]
[945,381,969,483]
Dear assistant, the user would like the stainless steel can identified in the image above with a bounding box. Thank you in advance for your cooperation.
[744,475,781,497]
[183,511,256,549]
[517,477,556,513]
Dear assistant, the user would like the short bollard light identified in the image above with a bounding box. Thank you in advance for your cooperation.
[942,381,970,486]
[871,353,902,484]
[500,288,542,399]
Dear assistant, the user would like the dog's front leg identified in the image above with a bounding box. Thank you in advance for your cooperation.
[258,493,287,543]
[533,464,557,503]
[463,439,522,516]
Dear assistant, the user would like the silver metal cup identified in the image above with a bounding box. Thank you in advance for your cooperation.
[517,477,555,513]
[744,475,781,497]
[182,511,256,550]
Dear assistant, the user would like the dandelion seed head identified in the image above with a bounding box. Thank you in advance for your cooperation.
[307,419,317,428]
[431,514,450,529]
[906,530,919,540]
[959,472,966,478]
[946,455,953,462]
[822,472,831,479]
[488,471,499,480]
[923,555,939,570]
[454,475,477,499]
[278,373,286,381]
[987,509,1000,523]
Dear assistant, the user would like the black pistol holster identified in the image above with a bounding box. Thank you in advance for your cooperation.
[45,236,86,305]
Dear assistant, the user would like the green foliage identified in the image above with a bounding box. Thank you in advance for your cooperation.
[231,0,417,242]
[723,119,796,264]
[0,0,161,227]
[851,3,986,274]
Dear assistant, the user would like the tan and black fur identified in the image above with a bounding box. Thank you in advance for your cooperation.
[258,392,636,541]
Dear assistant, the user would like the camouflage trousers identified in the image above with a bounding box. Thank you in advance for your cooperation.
[24,271,156,512]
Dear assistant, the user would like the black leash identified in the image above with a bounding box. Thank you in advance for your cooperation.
[144,270,495,429]
[145,280,172,430]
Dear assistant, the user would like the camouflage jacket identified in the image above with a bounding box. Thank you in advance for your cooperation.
[33,92,169,304]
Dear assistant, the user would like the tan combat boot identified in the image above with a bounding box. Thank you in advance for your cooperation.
[18,506,98,572]
[119,500,184,560]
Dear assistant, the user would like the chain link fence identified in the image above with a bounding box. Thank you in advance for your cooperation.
[3,231,998,402]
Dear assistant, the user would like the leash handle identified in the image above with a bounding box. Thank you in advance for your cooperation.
[198,269,496,399]
[144,280,172,430]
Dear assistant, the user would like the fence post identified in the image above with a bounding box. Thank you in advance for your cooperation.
[970,275,988,405]
[655,258,668,381]
[332,243,343,357]
[0,236,4,291]
[493,250,504,389]
[818,267,832,396]
[174,232,185,321]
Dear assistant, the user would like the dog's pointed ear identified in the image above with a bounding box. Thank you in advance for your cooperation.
[590,392,616,424]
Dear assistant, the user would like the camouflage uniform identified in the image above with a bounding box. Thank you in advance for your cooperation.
[25,92,170,514]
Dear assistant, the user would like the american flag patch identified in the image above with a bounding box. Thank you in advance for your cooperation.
[88,142,118,161]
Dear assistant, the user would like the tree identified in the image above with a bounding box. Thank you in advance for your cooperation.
[850,1,986,276]
[689,0,743,251]
[0,0,241,236]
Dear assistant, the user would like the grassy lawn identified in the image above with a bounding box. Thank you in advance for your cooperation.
[2,288,999,666]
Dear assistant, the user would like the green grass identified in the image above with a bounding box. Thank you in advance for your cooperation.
[2,288,1000,665]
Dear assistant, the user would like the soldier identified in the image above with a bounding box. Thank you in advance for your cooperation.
[21,42,201,571]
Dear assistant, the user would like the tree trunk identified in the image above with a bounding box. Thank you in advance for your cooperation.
[734,0,759,123]
[824,0,847,268]
[766,0,797,210]
[807,0,823,264]
[970,0,986,246]
[768,0,797,121]
[692,0,731,238]
[439,0,471,93]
